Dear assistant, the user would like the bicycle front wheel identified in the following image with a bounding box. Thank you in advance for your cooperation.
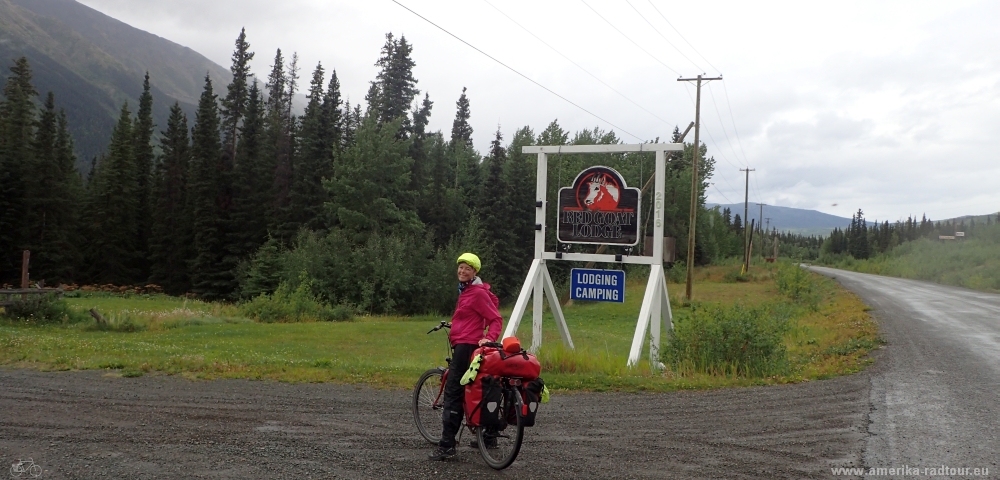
[413,368,445,444]
[477,391,524,470]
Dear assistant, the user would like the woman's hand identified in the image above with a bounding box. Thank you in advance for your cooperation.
[478,338,489,346]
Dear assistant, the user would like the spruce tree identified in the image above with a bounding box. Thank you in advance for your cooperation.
[325,117,420,238]
[264,50,295,240]
[289,62,332,232]
[367,33,419,134]
[187,76,231,299]
[133,72,155,280]
[847,209,870,259]
[149,103,193,294]
[221,28,254,167]
[477,127,519,300]
[322,69,344,159]
[0,57,36,281]
[503,126,537,287]
[417,132,464,247]
[22,93,80,283]
[409,93,433,192]
[83,103,138,283]
[229,81,273,262]
[449,88,479,201]
[56,110,84,278]
[341,102,362,149]
[450,87,473,149]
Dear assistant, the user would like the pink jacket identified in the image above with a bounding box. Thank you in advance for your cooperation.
[450,281,503,346]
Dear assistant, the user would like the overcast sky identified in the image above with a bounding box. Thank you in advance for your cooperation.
[77,0,1000,222]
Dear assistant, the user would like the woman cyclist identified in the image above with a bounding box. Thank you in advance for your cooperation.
[428,253,504,461]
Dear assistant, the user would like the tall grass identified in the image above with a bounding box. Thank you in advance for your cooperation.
[775,263,820,309]
[662,302,792,378]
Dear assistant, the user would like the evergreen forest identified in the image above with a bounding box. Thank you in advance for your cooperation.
[0,30,824,314]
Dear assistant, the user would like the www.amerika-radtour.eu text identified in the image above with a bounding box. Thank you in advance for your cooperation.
[831,465,989,477]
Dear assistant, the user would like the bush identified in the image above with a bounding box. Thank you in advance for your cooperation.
[240,228,458,315]
[663,303,791,377]
[775,263,819,309]
[239,274,353,323]
[0,293,88,324]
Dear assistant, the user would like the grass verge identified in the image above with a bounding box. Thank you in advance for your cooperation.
[0,264,878,391]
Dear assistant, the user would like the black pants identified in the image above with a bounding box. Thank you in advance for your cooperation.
[439,343,477,448]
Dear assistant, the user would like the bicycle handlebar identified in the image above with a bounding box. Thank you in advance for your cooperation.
[426,320,451,334]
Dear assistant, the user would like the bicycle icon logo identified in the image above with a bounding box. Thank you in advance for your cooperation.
[9,458,42,478]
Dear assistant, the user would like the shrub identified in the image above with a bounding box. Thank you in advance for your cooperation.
[240,228,457,315]
[722,268,750,283]
[775,263,819,309]
[0,293,88,324]
[239,274,353,323]
[663,303,791,377]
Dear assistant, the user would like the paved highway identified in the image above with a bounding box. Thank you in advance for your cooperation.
[808,266,1000,474]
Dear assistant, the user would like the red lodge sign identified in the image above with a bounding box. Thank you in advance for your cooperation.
[557,166,640,245]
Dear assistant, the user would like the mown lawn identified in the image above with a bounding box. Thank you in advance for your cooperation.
[0,264,878,391]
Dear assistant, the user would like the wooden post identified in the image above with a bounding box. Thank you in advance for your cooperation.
[19,250,30,300]
[21,250,30,289]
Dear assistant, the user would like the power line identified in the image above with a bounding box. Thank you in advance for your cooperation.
[721,80,752,165]
[679,83,740,194]
[645,0,720,74]
[706,83,745,168]
[580,0,682,76]
[638,3,758,203]
[392,0,644,141]
[482,0,674,127]
[624,0,703,72]
[751,171,764,206]
[711,182,734,204]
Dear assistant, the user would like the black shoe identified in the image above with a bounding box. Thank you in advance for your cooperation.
[428,446,456,461]
[469,438,496,449]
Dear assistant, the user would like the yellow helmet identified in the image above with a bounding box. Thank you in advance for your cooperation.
[456,252,481,273]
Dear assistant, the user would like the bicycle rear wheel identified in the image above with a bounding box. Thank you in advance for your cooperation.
[477,389,524,470]
[413,368,445,444]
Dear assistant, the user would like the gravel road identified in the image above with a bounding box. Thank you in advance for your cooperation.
[2,267,997,479]
[807,266,1000,475]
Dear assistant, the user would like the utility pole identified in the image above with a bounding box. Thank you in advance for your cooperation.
[757,203,766,258]
[678,74,722,300]
[740,168,754,273]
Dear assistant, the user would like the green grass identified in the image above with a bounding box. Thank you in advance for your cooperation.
[0,265,878,391]
[819,223,1000,293]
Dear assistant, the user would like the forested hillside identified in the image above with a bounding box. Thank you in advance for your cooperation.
[0,0,230,166]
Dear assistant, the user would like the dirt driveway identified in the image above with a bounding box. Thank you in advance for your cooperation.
[1,367,869,479]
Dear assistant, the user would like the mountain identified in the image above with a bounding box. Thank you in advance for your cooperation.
[708,203,854,237]
[0,0,231,169]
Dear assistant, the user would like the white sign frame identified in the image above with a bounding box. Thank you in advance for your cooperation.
[501,143,681,369]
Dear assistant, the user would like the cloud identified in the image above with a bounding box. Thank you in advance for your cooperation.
[76,0,1000,221]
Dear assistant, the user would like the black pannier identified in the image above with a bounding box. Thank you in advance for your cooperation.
[520,377,545,427]
[478,375,504,428]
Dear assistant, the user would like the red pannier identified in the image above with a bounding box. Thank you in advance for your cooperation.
[475,346,541,381]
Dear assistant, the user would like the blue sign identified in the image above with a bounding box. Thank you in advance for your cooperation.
[570,268,625,303]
